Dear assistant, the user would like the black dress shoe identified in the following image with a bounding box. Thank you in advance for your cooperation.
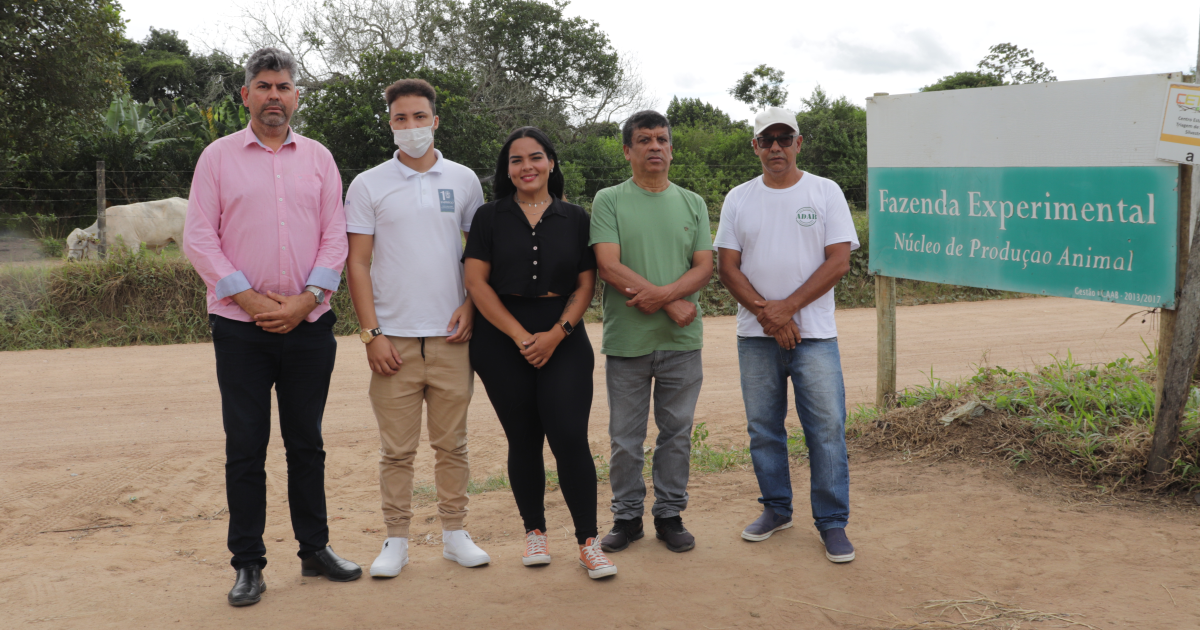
[300,546,363,582]
[228,566,265,607]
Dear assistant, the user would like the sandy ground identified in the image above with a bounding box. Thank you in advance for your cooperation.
[2,297,1196,629]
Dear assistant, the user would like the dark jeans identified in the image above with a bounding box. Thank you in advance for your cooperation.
[210,311,337,569]
[470,295,598,544]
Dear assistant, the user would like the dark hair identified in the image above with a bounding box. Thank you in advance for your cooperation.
[622,110,671,147]
[493,127,565,200]
[244,47,298,86]
[384,78,437,115]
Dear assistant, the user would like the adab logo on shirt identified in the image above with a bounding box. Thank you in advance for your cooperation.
[796,207,818,227]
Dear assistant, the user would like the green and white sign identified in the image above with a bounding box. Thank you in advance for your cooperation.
[867,73,1183,308]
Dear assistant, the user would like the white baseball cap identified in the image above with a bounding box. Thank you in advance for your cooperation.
[753,107,799,136]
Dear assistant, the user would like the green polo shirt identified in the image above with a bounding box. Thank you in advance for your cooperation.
[589,178,713,357]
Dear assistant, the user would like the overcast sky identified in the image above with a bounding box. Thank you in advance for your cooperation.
[120,0,1200,123]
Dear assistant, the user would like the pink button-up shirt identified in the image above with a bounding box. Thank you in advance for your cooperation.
[183,125,348,323]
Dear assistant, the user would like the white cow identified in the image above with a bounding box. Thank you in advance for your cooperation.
[67,197,188,260]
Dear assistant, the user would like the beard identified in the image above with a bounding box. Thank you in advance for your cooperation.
[256,102,290,128]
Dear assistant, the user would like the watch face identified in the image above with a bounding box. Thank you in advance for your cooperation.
[359,330,373,343]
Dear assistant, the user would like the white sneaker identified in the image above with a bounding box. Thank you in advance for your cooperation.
[442,530,491,567]
[369,537,409,578]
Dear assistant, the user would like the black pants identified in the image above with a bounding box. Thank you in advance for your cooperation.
[210,311,337,569]
[470,295,598,544]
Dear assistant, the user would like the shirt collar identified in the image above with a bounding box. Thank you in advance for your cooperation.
[242,124,295,151]
[392,149,445,178]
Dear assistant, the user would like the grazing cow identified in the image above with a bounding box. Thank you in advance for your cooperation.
[66,197,188,260]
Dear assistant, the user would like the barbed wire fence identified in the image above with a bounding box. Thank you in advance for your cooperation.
[0,161,868,263]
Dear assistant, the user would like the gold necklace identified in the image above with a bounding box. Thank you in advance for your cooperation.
[517,196,552,209]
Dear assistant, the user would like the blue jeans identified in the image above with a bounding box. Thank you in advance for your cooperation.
[737,336,849,532]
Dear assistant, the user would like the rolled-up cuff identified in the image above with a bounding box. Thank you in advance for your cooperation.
[346,223,374,235]
[215,270,251,300]
[306,266,341,292]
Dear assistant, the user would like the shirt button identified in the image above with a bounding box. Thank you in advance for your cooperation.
[276,175,281,178]
[278,198,283,202]
[531,232,535,235]
[281,245,286,250]
[533,261,538,265]
[533,246,538,250]
[532,275,537,279]
[280,221,285,226]
[282,270,287,275]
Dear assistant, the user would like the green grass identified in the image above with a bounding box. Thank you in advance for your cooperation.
[858,352,1200,492]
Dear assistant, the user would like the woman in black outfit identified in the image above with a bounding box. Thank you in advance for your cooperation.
[463,127,616,580]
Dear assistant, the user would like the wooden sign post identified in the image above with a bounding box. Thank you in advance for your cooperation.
[1148,168,1198,477]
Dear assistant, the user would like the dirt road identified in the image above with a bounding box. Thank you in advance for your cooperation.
[2,297,1195,629]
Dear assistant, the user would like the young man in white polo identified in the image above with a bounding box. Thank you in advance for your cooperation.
[715,107,859,563]
[345,78,490,577]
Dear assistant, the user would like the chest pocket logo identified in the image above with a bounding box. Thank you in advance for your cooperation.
[796,207,818,227]
[438,189,456,213]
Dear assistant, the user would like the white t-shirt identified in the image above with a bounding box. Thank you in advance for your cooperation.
[714,173,860,339]
[345,149,484,337]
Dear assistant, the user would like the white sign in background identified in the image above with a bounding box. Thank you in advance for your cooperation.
[1158,83,1200,165]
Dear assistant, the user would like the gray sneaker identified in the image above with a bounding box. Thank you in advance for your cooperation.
[741,507,793,542]
[820,528,855,563]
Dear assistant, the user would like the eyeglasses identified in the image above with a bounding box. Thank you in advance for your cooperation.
[756,134,797,149]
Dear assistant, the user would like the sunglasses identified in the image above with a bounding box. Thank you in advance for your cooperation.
[756,134,797,148]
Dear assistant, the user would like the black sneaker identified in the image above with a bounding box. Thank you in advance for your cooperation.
[653,515,695,552]
[600,517,644,552]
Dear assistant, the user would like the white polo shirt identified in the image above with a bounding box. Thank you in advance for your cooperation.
[714,173,859,339]
[345,149,484,337]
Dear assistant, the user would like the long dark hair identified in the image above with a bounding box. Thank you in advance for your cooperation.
[493,126,565,200]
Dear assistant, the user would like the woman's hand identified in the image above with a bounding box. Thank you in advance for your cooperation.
[520,326,566,368]
[366,335,403,376]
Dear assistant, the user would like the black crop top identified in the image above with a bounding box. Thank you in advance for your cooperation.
[463,196,596,297]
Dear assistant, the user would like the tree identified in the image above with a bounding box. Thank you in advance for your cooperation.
[793,87,866,208]
[297,49,500,174]
[728,64,787,112]
[238,0,647,128]
[977,43,1056,85]
[0,0,126,164]
[666,97,743,131]
[920,71,1004,92]
[123,28,243,104]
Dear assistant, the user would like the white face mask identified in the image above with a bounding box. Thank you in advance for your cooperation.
[393,125,434,158]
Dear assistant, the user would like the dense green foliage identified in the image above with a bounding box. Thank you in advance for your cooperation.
[121,28,242,104]
[920,71,1004,92]
[0,0,126,164]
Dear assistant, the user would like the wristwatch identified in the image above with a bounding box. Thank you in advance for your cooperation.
[305,285,325,305]
[359,328,383,343]
[559,320,575,336]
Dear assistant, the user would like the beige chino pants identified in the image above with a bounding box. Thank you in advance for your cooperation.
[369,336,473,537]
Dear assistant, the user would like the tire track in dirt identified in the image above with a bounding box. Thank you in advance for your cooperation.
[1,453,181,545]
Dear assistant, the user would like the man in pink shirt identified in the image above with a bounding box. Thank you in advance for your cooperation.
[183,47,361,607]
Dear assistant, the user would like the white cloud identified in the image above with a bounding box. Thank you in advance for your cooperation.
[803,28,958,75]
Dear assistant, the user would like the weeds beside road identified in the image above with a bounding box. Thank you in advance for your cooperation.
[853,353,1200,495]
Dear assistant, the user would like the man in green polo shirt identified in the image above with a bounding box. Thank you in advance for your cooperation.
[590,110,713,554]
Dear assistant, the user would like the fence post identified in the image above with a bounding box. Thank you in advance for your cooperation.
[876,274,897,410]
[96,160,106,258]
[1148,164,1196,478]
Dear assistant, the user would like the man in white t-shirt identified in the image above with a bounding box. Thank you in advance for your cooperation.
[344,79,490,577]
[714,107,860,563]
